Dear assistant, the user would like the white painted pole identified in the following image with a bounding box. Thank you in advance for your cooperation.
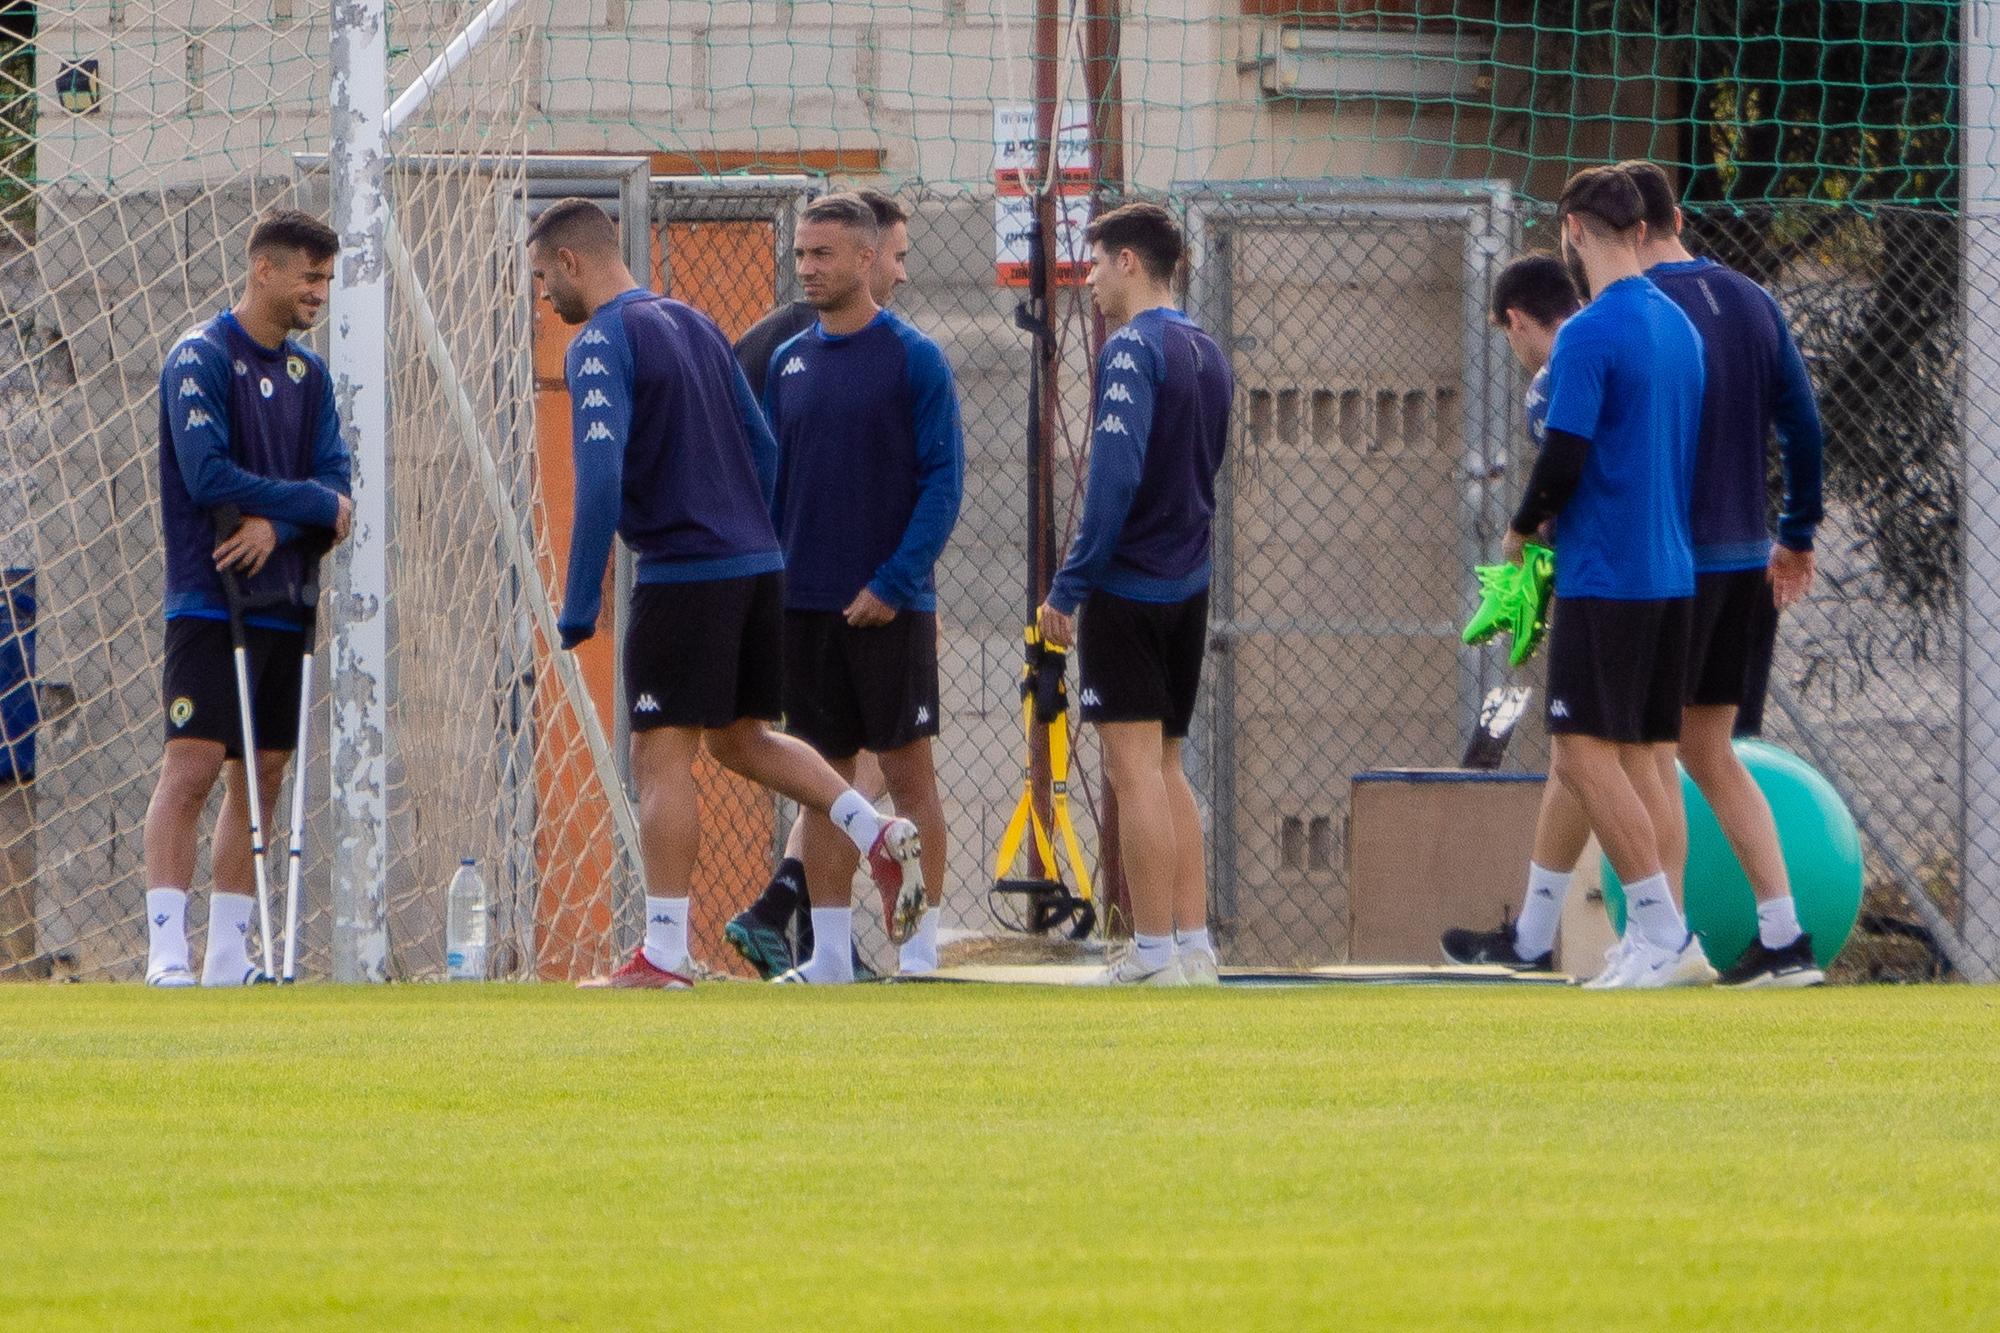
[385,0,527,136]
[1963,0,2000,980]
[328,0,392,983]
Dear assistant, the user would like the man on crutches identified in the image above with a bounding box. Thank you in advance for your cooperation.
[142,210,351,988]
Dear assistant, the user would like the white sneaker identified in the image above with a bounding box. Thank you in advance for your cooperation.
[201,961,269,988]
[1624,932,1719,990]
[1082,949,1184,987]
[1579,934,1640,990]
[146,962,196,989]
[1178,946,1221,987]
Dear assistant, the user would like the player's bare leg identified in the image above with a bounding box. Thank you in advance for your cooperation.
[1650,742,1689,901]
[141,738,227,987]
[1680,703,1819,985]
[878,737,946,972]
[1087,720,1182,985]
[1163,738,1216,984]
[580,725,703,989]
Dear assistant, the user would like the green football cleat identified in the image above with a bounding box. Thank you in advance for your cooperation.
[1461,560,1518,647]
[1462,543,1556,668]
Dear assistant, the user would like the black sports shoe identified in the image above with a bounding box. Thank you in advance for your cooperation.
[1718,932,1825,988]
[1440,913,1553,971]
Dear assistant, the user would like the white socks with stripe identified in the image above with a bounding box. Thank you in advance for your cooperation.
[642,895,690,972]
[829,790,882,855]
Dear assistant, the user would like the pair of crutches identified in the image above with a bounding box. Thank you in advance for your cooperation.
[212,505,326,985]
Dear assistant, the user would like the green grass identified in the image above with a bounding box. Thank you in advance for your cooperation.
[4,984,1998,1330]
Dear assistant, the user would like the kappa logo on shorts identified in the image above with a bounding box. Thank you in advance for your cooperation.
[170,697,195,728]
[1549,698,1570,719]
[780,356,807,377]
[1080,689,1102,707]
[914,705,931,726]
[635,694,661,714]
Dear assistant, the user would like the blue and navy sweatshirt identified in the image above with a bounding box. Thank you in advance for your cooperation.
[558,290,784,646]
[1047,307,1233,615]
[762,309,965,614]
[1646,257,1825,570]
[157,310,349,630]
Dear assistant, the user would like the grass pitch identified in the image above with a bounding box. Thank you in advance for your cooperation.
[5,983,1997,1330]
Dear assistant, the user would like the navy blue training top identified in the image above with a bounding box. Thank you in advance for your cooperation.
[157,311,349,630]
[1541,275,1704,601]
[1646,257,1825,569]
[1047,307,1233,615]
[763,309,965,614]
[558,290,783,644]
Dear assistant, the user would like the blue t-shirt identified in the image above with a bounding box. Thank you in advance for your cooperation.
[1646,257,1825,571]
[157,311,349,630]
[558,290,783,644]
[763,309,965,614]
[1048,307,1234,614]
[1541,275,1704,601]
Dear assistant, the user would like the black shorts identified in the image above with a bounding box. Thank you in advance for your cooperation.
[624,573,784,731]
[1544,595,1692,745]
[782,610,940,760]
[1686,568,1780,737]
[1076,589,1209,740]
[162,617,306,757]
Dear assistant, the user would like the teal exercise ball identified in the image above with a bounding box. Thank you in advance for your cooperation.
[1602,739,1863,970]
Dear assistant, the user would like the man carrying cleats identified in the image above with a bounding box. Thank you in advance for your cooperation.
[142,210,353,988]
[528,199,919,990]
[1036,202,1233,988]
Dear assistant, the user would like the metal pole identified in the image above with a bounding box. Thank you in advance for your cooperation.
[385,0,528,136]
[1960,0,2000,979]
[328,0,391,982]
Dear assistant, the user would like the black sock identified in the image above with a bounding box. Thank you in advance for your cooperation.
[750,858,806,928]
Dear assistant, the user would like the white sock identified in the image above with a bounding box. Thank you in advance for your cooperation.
[1177,926,1213,957]
[1513,862,1571,959]
[829,790,883,855]
[1757,894,1804,949]
[897,907,940,974]
[799,907,855,983]
[1622,873,1687,951]
[642,895,690,970]
[146,888,190,974]
[1133,931,1174,971]
[201,891,256,985]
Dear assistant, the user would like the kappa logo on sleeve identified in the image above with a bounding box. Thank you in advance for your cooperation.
[580,328,609,346]
[1109,351,1139,373]
[174,346,202,368]
[185,408,214,429]
[580,389,611,409]
[1096,414,1129,435]
[584,421,615,443]
[178,379,203,399]
[1104,382,1134,404]
[577,357,609,377]
[1110,327,1144,344]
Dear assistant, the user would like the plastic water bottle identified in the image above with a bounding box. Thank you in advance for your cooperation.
[445,859,488,981]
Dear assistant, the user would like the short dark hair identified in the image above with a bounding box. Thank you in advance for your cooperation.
[853,188,909,229]
[1490,252,1580,328]
[1618,159,1679,233]
[525,197,620,256]
[801,192,880,237]
[1556,165,1646,235]
[248,209,338,262]
[1084,201,1183,282]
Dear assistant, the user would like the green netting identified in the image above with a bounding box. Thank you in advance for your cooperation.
[0,1,1993,982]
